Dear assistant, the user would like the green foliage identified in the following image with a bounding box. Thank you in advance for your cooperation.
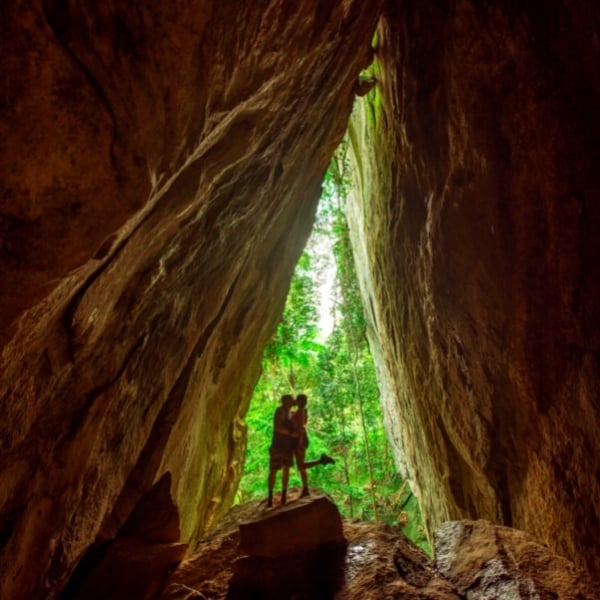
[237,148,430,554]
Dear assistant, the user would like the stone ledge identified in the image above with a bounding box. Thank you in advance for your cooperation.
[238,494,346,558]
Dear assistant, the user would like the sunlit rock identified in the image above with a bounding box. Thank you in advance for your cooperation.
[347,0,600,577]
[0,2,379,598]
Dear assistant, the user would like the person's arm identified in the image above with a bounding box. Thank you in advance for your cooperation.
[274,407,296,436]
[295,407,307,428]
[273,407,286,432]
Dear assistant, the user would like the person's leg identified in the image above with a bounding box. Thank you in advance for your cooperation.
[268,447,284,507]
[281,465,290,504]
[296,447,309,495]
[267,468,277,507]
[301,453,335,467]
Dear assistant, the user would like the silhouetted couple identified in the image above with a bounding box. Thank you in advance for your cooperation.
[267,393,335,507]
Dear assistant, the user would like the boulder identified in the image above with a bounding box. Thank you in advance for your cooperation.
[435,520,600,599]
[230,495,347,599]
[238,494,346,558]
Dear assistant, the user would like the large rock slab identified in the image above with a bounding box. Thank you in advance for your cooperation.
[239,495,346,558]
[0,2,380,599]
[347,0,600,577]
[231,496,347,600]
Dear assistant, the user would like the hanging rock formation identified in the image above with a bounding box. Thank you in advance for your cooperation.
[346,0,600,578]
[1,0,599,598]
[0,2,379,599]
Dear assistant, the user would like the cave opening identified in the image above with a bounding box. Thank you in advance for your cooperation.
[2,2,600,598]
[236,146,429,553]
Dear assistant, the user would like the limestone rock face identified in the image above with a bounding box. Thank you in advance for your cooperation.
[347,0,600,577]
[0,2,379,599]
[435,520,600,599]
[160,503,600,600]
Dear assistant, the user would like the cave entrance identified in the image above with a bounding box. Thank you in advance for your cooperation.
[236,149,429,552]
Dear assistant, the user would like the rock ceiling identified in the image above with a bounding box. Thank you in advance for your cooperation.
[0,1,598,598]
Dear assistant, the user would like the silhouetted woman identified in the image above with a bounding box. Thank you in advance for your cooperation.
[292,393,334,498]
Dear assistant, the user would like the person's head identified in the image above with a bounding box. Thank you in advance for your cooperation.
[296,394,307,408]
[281,394,294,409]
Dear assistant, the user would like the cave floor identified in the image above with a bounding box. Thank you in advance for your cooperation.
[159,489,414,599]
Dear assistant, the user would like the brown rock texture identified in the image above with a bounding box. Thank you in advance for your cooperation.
[3,0,600,597]
[435,520,600,599]
[161,500,600,599]
[239,494,345,558]
[64,473,187,600]
[231,495,347,599]
[347,0,600,577]
[66,539,188,600]
[0,2,380,599]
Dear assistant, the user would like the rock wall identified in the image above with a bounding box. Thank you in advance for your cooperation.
[2,0,599,596]
[347,0,600,577]
[0,2,380,599]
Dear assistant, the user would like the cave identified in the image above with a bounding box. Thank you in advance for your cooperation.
[1,1,599,599]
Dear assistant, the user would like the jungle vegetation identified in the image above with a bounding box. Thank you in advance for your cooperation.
[237,150,430,552]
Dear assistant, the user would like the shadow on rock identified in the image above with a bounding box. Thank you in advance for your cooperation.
[228,542,346,600]
[227,493,346,599]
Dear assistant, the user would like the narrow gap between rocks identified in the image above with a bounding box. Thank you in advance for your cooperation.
[235,140,429,554]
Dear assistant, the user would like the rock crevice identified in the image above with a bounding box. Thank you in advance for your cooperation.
[1,0,599,597]
[0,2,380,599]
[346,0,600,576]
